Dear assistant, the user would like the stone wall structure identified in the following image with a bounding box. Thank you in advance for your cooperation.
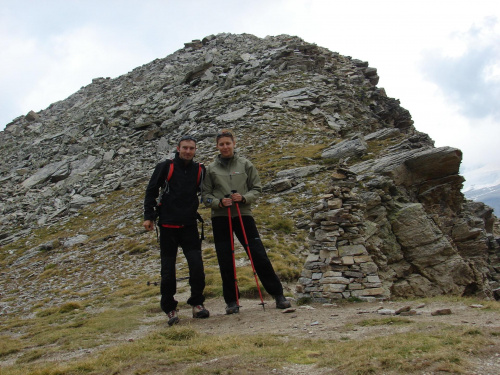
[296,167,385,301]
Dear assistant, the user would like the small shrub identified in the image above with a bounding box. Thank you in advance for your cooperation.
[269,218,295,234]
[296,297,311,306]
[464,329,482,336]
[126,242,149,255]
[36,306,59,317]
[15,349,45,364]
[0,337,23,358]
[159,327,198,341]
[59,302,83,314]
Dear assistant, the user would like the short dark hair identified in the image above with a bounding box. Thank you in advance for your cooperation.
[216,130,235,142]
[178,135,197,146]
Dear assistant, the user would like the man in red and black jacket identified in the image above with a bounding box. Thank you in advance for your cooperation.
[143,135,208,326]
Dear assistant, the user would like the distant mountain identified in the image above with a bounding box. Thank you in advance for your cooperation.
[465,184,500,214]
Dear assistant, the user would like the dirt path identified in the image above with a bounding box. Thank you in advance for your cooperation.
[179,297,498,340]
[171,297,500,374]
[2,296,499,374]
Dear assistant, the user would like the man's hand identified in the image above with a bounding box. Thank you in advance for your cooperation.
[230,192,244,203]
[143,220,155,231]
[220,197,233,207]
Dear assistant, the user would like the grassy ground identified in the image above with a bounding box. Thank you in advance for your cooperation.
[1,295,499,374]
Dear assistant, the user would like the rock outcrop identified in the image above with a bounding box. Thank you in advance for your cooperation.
[0,33,499,313]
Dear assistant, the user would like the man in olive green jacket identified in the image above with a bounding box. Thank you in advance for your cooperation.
[202,130,291,314]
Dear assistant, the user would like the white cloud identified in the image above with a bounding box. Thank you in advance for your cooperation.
[19,26,151,112]
[420,17,500,119]
[0,20,163,125]
[414,16,500,190]
[0,26,42,123]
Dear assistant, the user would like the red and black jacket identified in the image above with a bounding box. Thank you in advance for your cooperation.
[144,153,204,226]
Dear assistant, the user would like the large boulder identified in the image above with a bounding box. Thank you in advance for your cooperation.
[352,146,462,186]
[322,136,367,160]
[390,203,478,295]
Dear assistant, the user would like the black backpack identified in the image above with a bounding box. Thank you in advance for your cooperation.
[154,160,205,241]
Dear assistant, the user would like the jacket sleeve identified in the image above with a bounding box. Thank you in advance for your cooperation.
[143,161,168,221]
[242,159,262,205]
[201,164,220,209]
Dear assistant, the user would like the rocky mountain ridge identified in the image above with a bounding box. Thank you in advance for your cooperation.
[1,33,499,317]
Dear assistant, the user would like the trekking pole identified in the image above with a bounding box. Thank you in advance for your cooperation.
[231,190,266,310]
[225,194,240,307]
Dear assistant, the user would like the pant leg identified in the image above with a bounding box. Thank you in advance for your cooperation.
[212,216,240,304]
[179,225,206,306]
[233,215,284,297]
[159,226,180,313]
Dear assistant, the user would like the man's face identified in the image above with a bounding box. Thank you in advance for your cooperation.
[177,140,196,161]
[216,136,235,158]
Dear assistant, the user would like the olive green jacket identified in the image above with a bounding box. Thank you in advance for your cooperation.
[202,153,262,218]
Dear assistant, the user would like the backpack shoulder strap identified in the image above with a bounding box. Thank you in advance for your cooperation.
[166,159,174,182]
[196,163,204,186]
[156,159,174,208]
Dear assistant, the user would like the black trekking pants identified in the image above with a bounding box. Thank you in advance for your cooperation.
[212,215,283,304]
[159,224,205,313]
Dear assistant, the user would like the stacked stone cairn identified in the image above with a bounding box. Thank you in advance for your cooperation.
[296,166,385,302]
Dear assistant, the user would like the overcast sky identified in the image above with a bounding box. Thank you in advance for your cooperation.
[1,0,499,191]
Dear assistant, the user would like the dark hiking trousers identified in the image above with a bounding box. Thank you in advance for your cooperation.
[159,224,205,313]
[212,215,283,304]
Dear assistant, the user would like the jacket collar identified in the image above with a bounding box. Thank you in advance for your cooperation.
[217,152,238,165]
[174,152,194,168]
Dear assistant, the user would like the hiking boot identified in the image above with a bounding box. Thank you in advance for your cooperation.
[225,301,240,315]
[167,310,179,326]
[275,295,291,309]
[192,304,210,319]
